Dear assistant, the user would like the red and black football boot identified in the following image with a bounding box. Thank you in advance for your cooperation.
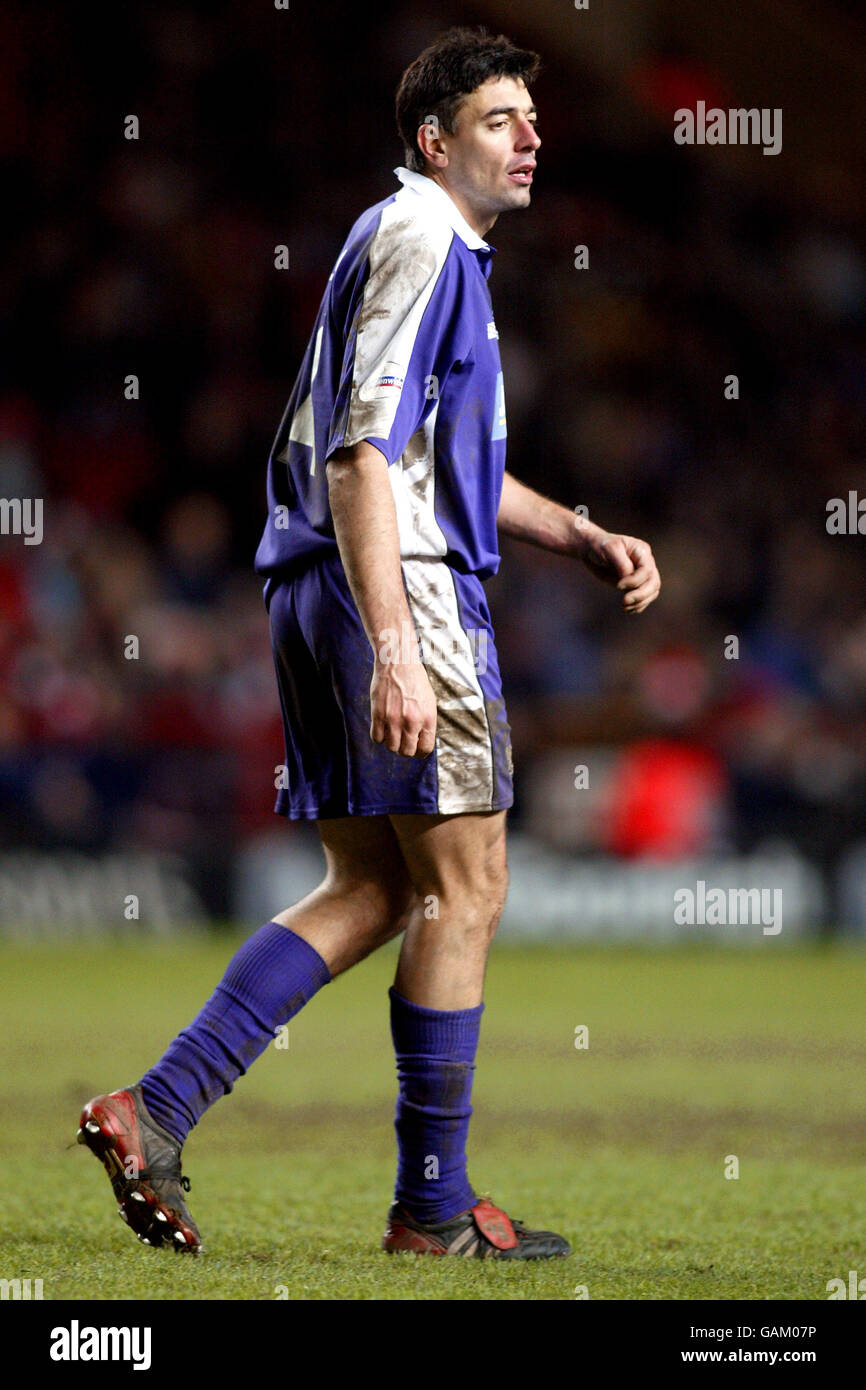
[382,1195,571,1259]
[77,1084,202,1253]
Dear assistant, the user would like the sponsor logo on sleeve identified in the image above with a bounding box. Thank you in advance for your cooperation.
[374,370,404,392]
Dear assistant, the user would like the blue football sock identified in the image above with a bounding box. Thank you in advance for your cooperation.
[389,986,483,1224]
[140,921,330,1147]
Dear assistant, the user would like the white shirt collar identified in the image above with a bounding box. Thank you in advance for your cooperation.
[393,166,492,251]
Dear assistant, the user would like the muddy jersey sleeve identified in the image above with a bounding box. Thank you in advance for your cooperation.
[325,213,470,468]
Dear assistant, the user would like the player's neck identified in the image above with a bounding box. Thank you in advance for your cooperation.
[421,171,498,240]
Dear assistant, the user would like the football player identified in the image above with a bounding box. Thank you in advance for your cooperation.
[79,24,659,1259]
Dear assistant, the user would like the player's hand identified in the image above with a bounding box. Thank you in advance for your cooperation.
[370,654,437,758]
[578,523,661,614]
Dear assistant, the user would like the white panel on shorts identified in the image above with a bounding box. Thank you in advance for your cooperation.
[400,559,494,814]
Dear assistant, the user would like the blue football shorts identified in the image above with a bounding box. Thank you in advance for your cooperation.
[266,551,514,819]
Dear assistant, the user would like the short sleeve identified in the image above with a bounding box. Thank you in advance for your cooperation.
[325,214,467,467]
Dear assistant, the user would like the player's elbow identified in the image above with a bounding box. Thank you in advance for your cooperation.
[326,443,389,496]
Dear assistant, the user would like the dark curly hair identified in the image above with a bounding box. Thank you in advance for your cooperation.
[395,25,542,174]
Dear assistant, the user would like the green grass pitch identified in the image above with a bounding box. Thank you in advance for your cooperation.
[1,935,863,1300]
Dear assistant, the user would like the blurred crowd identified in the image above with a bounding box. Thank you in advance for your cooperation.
[2,0,866,875]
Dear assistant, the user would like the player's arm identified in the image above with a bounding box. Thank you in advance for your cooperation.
[327,440,437,756]
[497,470,661,614]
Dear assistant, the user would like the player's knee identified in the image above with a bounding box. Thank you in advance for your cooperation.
[325,867,415,937]
[436,858,508,940]
[382,879,418,936]
[487,867,509,939]
[482,864,509,942]
[366,877,415,935]
[480,838,508,924]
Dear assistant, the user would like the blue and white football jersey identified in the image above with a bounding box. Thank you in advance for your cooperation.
[255,166,508,584]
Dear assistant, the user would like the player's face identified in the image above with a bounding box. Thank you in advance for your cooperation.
[430,76,540,234]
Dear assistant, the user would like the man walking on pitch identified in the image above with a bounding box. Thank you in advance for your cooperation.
[78,26,660,1258]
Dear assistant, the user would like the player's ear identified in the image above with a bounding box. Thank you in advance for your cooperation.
[417,113,446,168]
